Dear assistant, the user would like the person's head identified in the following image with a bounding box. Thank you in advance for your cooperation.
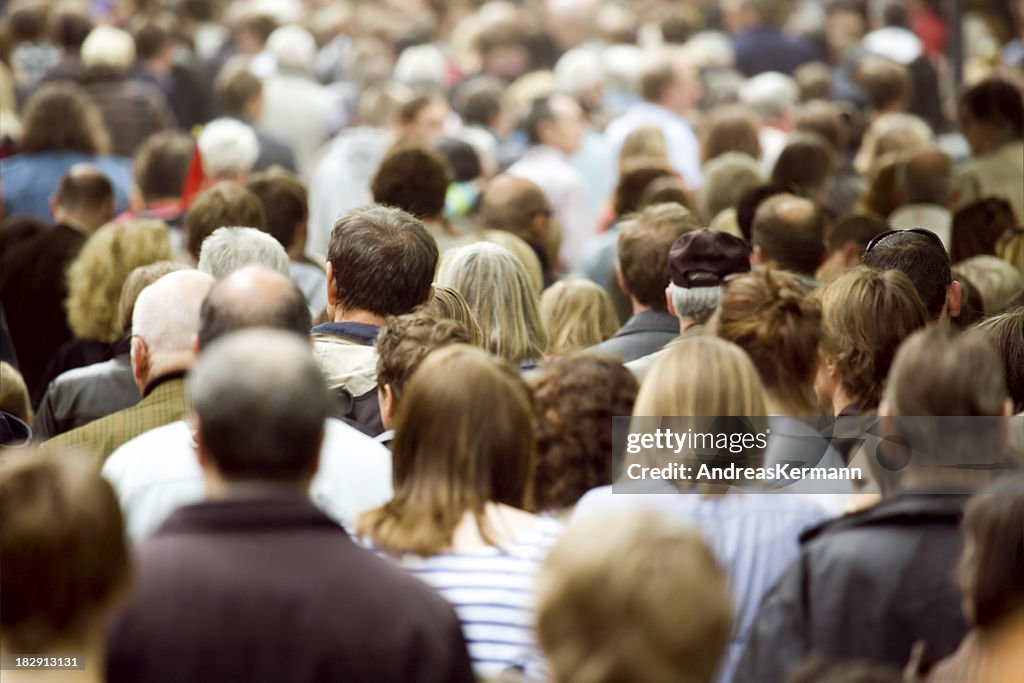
[398,91,449,145]
[370,144,451,221]
[736,183,787,243]
[197,266,312,350]
[437,242,547,365]
[612,164,676,217]
[751,194,827,277]
[0,457,130,653]
[959,78,1024,156]
[817,213,888,281]
[374,312,472,430]
[266,24,317,74]
[215,60,263,120]
[0,362,31,425]
[354,82,415,130]
[80,25,135,72]
[794,100,848,153]
[637,336,767,416]
[531,353,638,512]
[862,228,959,320]
[356,345,534,556]
[854,112,932,177]
[739,72,799,128]
[49,4,93,53]
[538,507,732,683]
[973,307,1024,413]
[956,256,1024,315]
[197,226,290,280]
[50,164,115,233]
[958,474,1024,629]
[197,118,259,182]
[897,147,953,207]
[481,229,546,293]
[699,152,765,221]
[700,103,761,164]
[133,131,194,205]
[18,81,110,155]
[185,182,267,261]
[426,284,485,347]
[132,14,175,67]
[879,325,1010,490]
[712,269,822,414]
[854,55,911,115]
[455,76,507,130]
[117,261,190,335]
[66,220,173,343]
[541,279,619,355]
[130,270,215,390]
[327,206,438,322]
[523,93,587,155]
[666,227,752,326]
[617,203,702,312]
[794,62,834,103]
[814,266,928,413]
[190,329,331,493]
[432,135,482,184]
[246,170,308,258]
[770,133,836,204]
[640,49,700,115]
[480,174,551,245]
[951,197,1017,264]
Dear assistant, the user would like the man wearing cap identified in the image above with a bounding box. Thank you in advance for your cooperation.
[626,228,751,382]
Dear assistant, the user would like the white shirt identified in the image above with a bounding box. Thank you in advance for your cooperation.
[889,204,953,251]
[103,418,393,540]
[604,101,702,189]
[507,145,595,271]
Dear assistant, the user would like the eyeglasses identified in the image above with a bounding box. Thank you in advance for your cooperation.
[865,228,945,255]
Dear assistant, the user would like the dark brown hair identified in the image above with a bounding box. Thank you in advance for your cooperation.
[185,182,267,259]
[371,144,451,220]
[617,203,700,310]
[951,197,1017,264]
[246,170,308,251]
[752,193,827,277]
[134,131,194,203]
[700,104,761,164]
[531,353,638,512]
[327,206,438,317]
[18,82,111,155]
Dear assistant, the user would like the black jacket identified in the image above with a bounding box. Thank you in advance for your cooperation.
[734,491,970,683]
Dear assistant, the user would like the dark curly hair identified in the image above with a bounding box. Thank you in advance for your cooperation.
[371,144,452,219]
[530,352,638,513]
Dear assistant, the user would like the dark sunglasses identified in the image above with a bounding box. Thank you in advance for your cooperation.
[865,228,944,255]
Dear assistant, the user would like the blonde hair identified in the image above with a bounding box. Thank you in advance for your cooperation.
[481,228,544,293]
[997,228,1024,273]
[437,243,548,365]
[618,125,669,174]
[955,255,1024,314]
[636,336,767,417]
[854,112,933,176]
[0,362,32,425]
[427,284,485,347]
[81,25,136,71]
[65,221,172,342]
[537,508,732,683]
[540,279,618,355]
[356,345,534,556]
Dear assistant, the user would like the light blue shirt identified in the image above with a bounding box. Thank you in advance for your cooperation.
[603,101,702,189]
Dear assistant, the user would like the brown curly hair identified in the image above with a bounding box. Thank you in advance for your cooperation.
[530,352,638,513]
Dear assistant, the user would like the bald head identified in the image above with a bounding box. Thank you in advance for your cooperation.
[901,148,953,206]
[131,270,215,388]
[481,174,550,241]
[197,265,312,349]
[752,193,827,277]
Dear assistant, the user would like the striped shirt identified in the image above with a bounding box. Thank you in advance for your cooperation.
[366,516,562,679]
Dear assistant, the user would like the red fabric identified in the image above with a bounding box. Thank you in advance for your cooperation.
[180,146,205,209]
[913,8,947,59]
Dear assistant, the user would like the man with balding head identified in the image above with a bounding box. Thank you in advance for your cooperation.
[480,174,556,284]
[1,165,116,397]
[41,270,215,465]
[889,147,954,250]
[104,266,393,540]
[751,193,827,287]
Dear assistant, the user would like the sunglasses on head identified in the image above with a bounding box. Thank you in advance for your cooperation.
[865,228,944,254]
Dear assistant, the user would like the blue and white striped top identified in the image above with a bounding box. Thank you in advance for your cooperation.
[373,516,563,679]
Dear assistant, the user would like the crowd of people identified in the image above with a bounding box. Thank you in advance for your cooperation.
[1,1,1023,682]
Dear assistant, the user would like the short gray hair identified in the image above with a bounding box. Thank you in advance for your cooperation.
[668,282,722,323]
[189,329,331,481]
[197,226,290,280]
[740,72,799,122]
[81,26,135,71]
[197,118,259,178]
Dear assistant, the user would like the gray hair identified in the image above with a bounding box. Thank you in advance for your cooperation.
[197,118,259,179]
[189,329,331,481]
[81,26,135,71]
[739,72,799,122]
[700,152,765,219]
[668,282,723,323]
[197,226,290,280]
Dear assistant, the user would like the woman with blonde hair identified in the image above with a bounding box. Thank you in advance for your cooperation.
[356,345,561,679]
[437,242,547,368]
[540,279,618,357]
[44,220,172,386]
[575,336,828,683]
[426,284,485,348]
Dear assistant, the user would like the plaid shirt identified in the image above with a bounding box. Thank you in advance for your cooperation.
[39,373,189,469]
